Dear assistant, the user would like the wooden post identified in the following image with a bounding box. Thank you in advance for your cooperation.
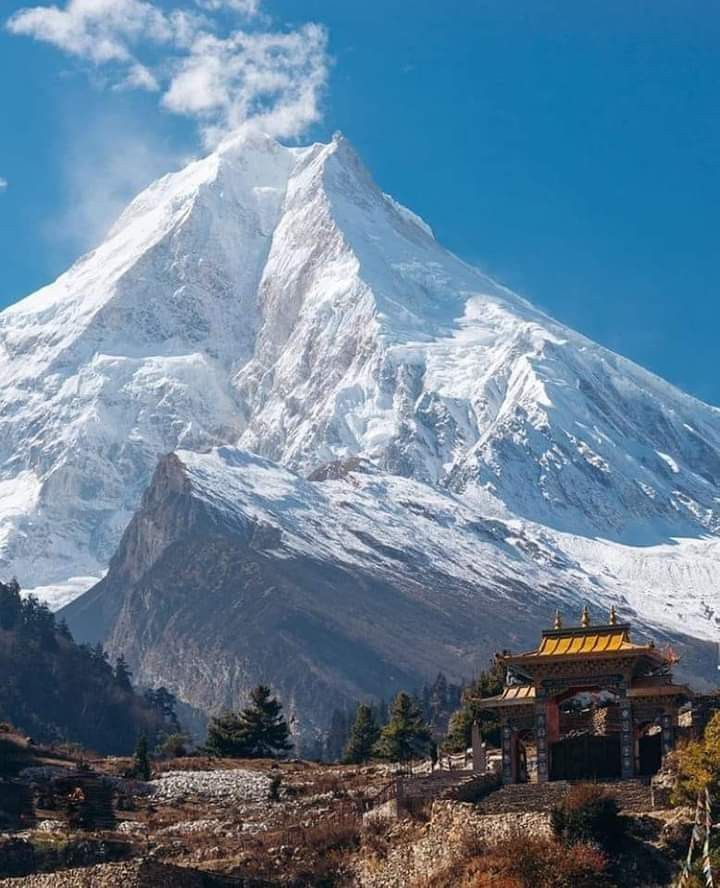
[661,711,674,759]
[502,723,516,783]
[620,697,634,779]
[535,703,549,783]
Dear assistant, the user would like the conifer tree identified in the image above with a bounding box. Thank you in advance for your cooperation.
[114,654,133,691]
[374,691,432,763]
[206,710,246,757]
[325,708,350,761]
[132,734,152,780]
[376,698,389,727]
[343,703,380,764]
[56,618,73,641]
[144,686,179,731]
[443,658,504,752]
[206,685,292,758]
[0,579,22,630]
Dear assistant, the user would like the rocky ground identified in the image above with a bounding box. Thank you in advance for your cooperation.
[0,734,698,887]
[0,739,395,886]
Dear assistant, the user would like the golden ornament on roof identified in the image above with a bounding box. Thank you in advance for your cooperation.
[581,605,590,628]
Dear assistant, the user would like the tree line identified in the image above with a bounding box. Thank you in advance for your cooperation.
[322,662,504,764]
[2,574,507,765]
[0,579,180,754]
[202,659,506,765]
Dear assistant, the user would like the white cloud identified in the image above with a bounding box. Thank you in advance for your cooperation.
[196,0,260,14]
[7,0,176,64]
[163,24,327,143]
[0,178,7,191]
[117,62,159,92]
[6,0,328,145]
[42,112,186,252]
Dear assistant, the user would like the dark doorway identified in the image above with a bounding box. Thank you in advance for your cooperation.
[638,731,662,776]
[550,734,621,781]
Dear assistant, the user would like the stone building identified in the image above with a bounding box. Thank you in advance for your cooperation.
[477,607,697,784]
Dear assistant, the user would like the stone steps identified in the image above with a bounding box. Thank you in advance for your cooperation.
[476,779,654,815]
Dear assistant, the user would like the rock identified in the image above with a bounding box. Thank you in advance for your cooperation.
[149,769,271,804]
[34,820,65,833]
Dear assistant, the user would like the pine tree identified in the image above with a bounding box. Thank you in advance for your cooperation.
[374,691,432,763]
[239,685,292,757]
[0,579,22,630]
[114,654,133,692]
[206,710,247,757]
[144,686,180,732]
[444,658,505,752]
[343,704,380,764]
[444,708,475,753]
[375,698,389,727]
[56,618,73,641]
[132,734,152,780]
[430,672,448,723]
[21,595,56,644]
[206,685,292,758]
[325,708,350,761]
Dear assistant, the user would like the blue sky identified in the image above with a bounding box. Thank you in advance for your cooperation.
[1,1,719,403]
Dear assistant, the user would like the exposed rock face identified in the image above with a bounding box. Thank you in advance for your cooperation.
[62,448,719,747]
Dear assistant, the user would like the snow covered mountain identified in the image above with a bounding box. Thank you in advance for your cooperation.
[1,130,720,651]
[60,446,718,745]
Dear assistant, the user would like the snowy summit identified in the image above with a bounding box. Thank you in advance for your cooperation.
[0,132,719,648]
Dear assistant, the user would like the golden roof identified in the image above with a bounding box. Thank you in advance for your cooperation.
[500,685,536,702]
[537,629,645,657]
[503,617,663,666]
[477,685,536,708]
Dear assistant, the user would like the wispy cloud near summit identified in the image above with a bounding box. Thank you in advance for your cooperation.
[7,0,328,145]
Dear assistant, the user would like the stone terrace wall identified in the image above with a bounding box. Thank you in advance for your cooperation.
[359,801,552,888]
[0,860,219,887]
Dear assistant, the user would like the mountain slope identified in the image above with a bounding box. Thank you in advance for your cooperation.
[60,447,719,747]
[1,131,719,649]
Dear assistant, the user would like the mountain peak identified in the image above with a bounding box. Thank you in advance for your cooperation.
[0,137,718,654]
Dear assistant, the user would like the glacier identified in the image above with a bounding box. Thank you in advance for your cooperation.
[1,130,719,648]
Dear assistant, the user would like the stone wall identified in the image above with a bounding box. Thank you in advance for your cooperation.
[358,801,552,888]
[0,860,218,887]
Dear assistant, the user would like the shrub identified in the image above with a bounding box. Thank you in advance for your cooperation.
[551,784,627,851]
[425,837,611,888]
[130,735,152,781]
[361,815,393,859]
[492,837,611,888]
[157,732,190,759]
[269,773,283,801]
[672,711,720,804]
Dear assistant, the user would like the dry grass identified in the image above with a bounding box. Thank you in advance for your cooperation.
[418,837,611,888]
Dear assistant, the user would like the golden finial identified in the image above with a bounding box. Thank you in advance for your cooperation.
[609,605,618,625]
[553,609,562,630]
[581,605,590,628]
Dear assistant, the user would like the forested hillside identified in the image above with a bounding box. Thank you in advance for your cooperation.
[0,579,177,754]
